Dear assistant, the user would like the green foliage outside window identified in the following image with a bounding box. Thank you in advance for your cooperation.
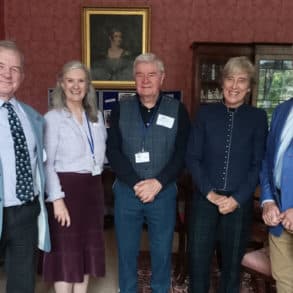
[257,59,293,123]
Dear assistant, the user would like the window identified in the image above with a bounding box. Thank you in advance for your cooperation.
[191,43,293,120]
[254,45,293,122]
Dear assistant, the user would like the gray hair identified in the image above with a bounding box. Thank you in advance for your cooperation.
[133,53,165,76]
[50,60,98,122]
[0,40,24,70]
[222,56,255,85]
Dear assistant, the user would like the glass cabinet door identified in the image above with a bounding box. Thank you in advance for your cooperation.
[199,59,224,103]
[191,43,253,116]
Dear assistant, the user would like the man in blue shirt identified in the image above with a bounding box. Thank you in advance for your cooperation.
[261,98,293,293]
[0,40,50,293]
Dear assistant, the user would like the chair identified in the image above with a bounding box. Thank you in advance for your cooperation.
[101,168,115,229]
[173,172,192,284]
[240,187,276,292]
[242,246,276,293]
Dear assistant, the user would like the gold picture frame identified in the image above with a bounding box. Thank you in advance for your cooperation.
[82,7,151,89]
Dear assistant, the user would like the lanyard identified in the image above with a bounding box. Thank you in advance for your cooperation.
[140,104,158,151]
[85,114,95,159]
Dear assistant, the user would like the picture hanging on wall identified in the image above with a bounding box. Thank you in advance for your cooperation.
[82,7,151,89]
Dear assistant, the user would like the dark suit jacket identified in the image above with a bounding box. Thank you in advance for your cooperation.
[186,102,268,205]
[260,98,293,236]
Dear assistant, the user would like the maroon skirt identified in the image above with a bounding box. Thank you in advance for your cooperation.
[42,172,105,282]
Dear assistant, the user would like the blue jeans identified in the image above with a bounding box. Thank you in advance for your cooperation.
[113,179,177,293]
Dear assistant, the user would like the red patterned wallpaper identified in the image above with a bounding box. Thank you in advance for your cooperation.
[0,0,4,39]
[2,0,293,114]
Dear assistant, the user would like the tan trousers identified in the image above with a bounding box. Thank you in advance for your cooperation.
[269,231,293,293]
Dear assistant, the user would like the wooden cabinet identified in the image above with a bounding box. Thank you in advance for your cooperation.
[190,43,293,119]
[191,43,254,115]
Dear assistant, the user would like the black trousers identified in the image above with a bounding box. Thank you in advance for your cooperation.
[188,194,252,293]
[0,198,40,293]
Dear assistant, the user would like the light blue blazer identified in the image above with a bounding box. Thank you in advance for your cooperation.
[260,98,293,237]
[0,101,51,252]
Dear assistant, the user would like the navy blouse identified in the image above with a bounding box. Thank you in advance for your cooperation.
[186,102,268,205]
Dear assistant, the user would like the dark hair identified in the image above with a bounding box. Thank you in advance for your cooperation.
[108,28,122,39]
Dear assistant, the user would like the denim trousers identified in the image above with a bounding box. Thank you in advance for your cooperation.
[113,180,177,293]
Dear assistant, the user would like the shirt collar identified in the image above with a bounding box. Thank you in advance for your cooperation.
[0,96,17,108]
[136,92,163,110]
[220,98,246,113]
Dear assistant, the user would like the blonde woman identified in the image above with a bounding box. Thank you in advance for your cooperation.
[42,61,106,293]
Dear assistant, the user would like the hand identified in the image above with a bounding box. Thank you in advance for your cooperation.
[133,179,162,203]
[218,196,239,215]
[281,208,293,232]
[53,198,71,227]
[262,202,282,226]
[207,191,227,206]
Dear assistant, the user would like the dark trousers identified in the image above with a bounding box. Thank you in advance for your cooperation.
[0,198,40,293]
[188,194,252,293]
[113,180,177,293]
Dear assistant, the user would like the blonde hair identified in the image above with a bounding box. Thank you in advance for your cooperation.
[222,56,255,85]
[50,60,98,122]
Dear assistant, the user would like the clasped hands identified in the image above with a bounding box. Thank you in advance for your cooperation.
[262,202,293,233]
[134,178,162,203]
[207,191,239,214]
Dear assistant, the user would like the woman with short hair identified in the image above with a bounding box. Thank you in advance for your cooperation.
[186,56,268,293]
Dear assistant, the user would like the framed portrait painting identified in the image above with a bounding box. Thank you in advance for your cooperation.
[82,7,151,89]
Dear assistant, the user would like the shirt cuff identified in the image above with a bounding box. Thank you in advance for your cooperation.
[45,192,65,202]
[261,199,275,208]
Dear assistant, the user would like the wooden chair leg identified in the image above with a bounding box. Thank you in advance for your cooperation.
[174,227,187,285]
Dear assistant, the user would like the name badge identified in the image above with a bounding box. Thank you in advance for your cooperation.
[156,114,175,129]
[135,152,150,163]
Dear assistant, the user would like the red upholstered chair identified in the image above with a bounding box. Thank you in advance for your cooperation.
[241,246,276,293]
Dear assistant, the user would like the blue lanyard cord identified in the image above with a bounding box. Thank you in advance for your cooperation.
[140,104,159,151]
[85,114,95,157]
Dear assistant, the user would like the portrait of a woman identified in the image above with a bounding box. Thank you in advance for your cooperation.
[91,28,133,81]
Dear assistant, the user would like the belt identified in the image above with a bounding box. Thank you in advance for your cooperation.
[4,195,39,209]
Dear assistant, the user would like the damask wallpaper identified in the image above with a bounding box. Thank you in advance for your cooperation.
[2,0,293,113]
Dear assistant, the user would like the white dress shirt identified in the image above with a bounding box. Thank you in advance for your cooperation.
[0,97,38,207]
[44,108,107,202]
